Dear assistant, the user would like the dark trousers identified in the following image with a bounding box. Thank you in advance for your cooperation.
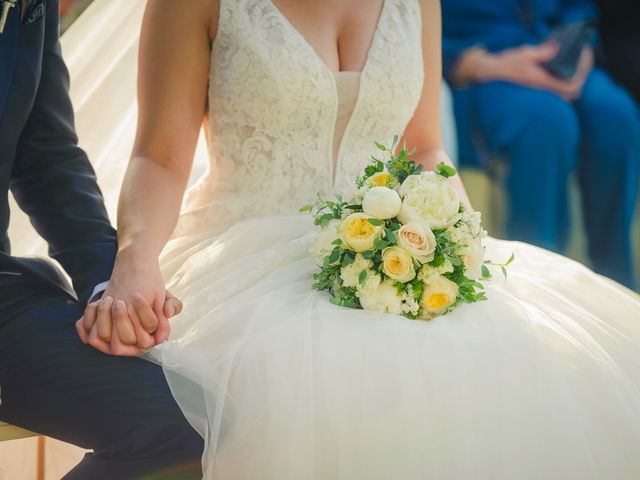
[0,273,204,479]
[459,68,640,289]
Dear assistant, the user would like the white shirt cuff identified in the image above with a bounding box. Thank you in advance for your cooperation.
[89,281,110,303]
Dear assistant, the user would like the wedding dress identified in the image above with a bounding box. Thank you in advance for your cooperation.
[140,0,640,478]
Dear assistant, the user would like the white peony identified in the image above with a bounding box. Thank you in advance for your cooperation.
[420,274,459,318]
[397,223,437,263]
[358,280,406,316]
[362,186,402,220]
[397,172,461,229]
[381,246,416,283]
[340,213,383,252]
[311,219,340,266]
[340,254,374,288]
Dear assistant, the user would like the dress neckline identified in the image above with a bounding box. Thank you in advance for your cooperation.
[266,0,388,76]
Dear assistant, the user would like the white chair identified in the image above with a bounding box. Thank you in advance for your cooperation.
[0,422,45,480]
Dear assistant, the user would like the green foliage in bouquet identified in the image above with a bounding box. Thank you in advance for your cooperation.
[302,137,509,320]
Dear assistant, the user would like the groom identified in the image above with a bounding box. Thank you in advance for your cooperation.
[0,1,203,478]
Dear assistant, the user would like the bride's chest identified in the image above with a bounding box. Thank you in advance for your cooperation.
[208,0,423,126]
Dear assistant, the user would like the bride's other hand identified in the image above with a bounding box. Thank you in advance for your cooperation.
[402,0,473,210]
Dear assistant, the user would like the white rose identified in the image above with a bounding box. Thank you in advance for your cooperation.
[340,213,383,252]
[458,236,485,279]
[358,280,406,316]
[397,223,436,263]
[362,187,402,220]
[381,246,416,283]
[311,219,340,266]
[398,172,461,229]
[420,274,459,318]
[340,254,373,288]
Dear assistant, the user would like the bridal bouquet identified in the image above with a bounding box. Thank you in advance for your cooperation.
[303,137,510,320]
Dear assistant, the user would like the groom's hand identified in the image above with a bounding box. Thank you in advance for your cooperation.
[76,291,183,356]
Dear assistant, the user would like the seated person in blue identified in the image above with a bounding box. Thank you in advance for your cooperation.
[442,0,640,289]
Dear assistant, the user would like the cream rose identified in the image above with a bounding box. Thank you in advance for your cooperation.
[340,213,383,252]
[397,223,436,263]
[397,172,461,229]
[358,280,405,316]
[420,274,459,317]
[311,219,340,266]
[381,246,416,283]
[362,186,402,220]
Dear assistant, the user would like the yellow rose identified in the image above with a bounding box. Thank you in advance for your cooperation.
[341,213,383,252]
[382,246,416,283]
[397,223,436,263]
[368,171,393,188]
[420,274,459,317]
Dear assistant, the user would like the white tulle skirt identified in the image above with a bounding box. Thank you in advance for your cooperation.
[146,214,640,480]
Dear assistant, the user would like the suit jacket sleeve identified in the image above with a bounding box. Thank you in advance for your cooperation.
[10,1,117,304]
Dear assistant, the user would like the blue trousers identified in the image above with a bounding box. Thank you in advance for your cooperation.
[460,69,640,289]
[0,273,204,479]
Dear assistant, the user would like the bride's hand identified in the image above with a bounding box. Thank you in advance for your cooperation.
[76,290,183,356]
[77,248,182,355]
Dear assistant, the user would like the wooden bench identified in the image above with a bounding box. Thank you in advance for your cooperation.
[0,422,45,480]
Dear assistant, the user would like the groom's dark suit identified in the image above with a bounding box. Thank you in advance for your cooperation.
[0,1,203,478]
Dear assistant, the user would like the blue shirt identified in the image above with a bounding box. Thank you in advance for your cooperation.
[442,0,598,81]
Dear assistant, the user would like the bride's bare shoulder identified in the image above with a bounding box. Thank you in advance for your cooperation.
[143,0,220,42]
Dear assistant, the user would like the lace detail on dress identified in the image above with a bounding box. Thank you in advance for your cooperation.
[174,0,424,237]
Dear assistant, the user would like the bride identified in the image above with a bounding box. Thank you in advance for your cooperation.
[79,0,640,478]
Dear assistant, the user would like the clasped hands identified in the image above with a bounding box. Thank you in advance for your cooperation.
[76,252,180,356]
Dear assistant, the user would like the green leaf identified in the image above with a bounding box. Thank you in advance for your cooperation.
[375,141,387,152]
[373,238,389,250]
[392,135,399,149]
[385,229,398,244]
[341,251,356,266]
[506,253,515,265]
[315,213,336,227]
[365,165,378,176]
[362,250,374,259]
[299,205,312,213]
[368,218,384,226]
[328,247,341,264]
[358,269,368,287]
[436,162,457,178]
[481,264,492,279]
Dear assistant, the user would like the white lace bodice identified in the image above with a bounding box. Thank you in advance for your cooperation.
[176,0,424,236]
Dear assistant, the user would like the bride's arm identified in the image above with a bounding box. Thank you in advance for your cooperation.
[402,0,472,210]
[86,0,218,355]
